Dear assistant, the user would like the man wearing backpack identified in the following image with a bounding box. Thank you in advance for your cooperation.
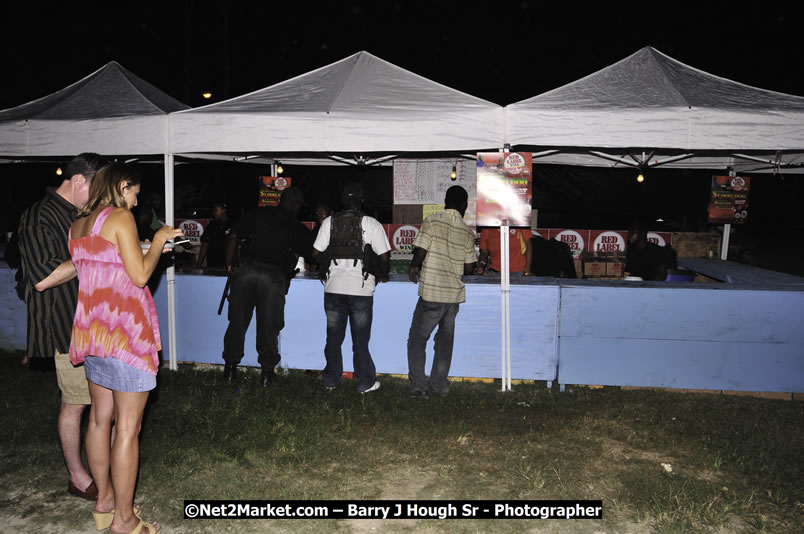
[313,182,391,393]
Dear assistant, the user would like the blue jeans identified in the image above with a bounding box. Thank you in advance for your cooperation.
[223,263,286,369]
[322,293,376,392]
[406,297,460,394]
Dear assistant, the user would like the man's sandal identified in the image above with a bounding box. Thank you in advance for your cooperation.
[92,506,142,530]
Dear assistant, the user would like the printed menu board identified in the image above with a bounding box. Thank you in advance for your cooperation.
[393,159,477,229]
[393,159,476,205]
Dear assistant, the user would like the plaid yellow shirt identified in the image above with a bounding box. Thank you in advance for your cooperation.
[414,209,477,304]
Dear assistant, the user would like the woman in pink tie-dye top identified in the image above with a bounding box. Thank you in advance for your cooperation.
[69,162,182,534]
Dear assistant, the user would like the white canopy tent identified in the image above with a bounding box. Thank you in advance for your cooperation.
[0,61,188,157]
[0,61,190,368]
[162,51,508,368]
[11,49,800,367]
[1,54,506,370]
[169,51,505,156]
[504,46,804,174]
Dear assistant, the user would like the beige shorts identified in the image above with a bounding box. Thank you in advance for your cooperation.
[54,351,91,405]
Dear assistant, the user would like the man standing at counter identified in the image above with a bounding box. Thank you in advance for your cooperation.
[313,183,391,394]
[221,187,312,386]
[17,152,109,500]
[407,185,477,398]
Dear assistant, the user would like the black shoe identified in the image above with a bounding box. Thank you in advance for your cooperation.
[223,363,238,382]
[261,368,276,387]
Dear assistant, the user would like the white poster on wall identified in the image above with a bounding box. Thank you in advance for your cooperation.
[393,158,477,229]
[393,159,477,205]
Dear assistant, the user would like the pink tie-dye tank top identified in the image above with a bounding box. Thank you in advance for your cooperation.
[69,207,161,375]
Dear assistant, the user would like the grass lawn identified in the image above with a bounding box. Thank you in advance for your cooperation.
[0,349,801,533]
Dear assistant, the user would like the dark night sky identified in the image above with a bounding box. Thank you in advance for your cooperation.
[3,2,803,109]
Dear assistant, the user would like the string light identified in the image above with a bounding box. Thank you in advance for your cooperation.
[56,167,63,176]
[276,161,284,175]
[637,172,645,183]
[202,91,212,100]
[450,164,457,181]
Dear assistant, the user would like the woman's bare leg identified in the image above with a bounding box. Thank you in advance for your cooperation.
[109,390,158,533]
[86,381,115,513]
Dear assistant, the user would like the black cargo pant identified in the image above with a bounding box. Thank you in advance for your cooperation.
[222,262,286,370]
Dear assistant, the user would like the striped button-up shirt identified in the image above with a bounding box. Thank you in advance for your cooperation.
[17,190,79,358]
[413,209,477,304]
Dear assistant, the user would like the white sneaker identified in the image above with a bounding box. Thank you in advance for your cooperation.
[360,381,381,394]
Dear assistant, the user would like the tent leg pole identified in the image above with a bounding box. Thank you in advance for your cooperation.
[500,224,511,392]
[165,154,178,371]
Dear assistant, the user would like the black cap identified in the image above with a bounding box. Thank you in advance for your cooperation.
[341,182,364,204]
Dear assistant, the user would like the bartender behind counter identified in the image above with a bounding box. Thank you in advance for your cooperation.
[475,227,532,276]
[624,222,677,281]
[196,201,233,269]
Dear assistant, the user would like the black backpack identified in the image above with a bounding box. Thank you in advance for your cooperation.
[319,210,388,284]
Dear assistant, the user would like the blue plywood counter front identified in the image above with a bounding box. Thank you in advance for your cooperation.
[3,263,802,393]
[556,279,804,392]
[153,271,560,382]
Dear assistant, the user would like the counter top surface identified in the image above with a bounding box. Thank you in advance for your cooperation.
[168,267,804,291]
[678,258,804,287]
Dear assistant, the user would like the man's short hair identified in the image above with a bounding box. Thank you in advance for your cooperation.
[62,153,110,184]
[279,187,306,209]
[444,185,468,208]
[628,220,649,240]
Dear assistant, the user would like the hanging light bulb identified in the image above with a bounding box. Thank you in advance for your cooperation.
[56,167,63,176]
[276,161,284,175]
[450,165,457,181]
[637,172,645,183]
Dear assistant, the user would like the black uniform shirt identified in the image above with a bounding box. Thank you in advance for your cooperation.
[625,242,672,281]
[201,218,234,268]
[235,206,312,269]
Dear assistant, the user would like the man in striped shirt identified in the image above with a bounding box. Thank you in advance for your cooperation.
[407,186,477,398]
[17,153,109,500]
